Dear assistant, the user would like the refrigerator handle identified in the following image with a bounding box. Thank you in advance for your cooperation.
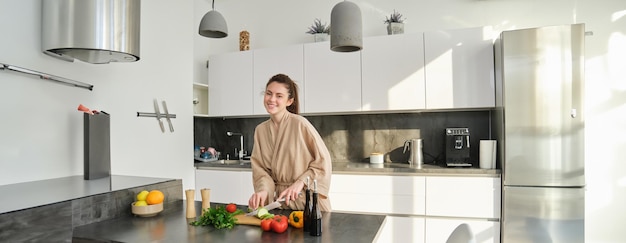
[571,109,577,118]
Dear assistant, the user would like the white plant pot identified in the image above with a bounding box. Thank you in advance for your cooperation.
[313,33,329,42]
[387,23,404,35]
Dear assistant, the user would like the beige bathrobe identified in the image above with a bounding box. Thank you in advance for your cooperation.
[250,112,332,211]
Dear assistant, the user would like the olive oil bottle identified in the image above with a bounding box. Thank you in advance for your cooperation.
[310,179,322,236]
[304,176,312,232]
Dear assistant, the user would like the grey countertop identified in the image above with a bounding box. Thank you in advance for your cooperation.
[0,175,176,214]
[72,201,386,243]
[195,161,501,177]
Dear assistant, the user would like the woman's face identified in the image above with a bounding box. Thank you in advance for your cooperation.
[264,81,294,116]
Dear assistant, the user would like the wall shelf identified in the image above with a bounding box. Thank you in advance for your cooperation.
[193,82,209,116]
[193,82,208,89]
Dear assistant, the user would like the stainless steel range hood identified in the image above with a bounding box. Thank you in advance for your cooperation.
[42,0,141,64]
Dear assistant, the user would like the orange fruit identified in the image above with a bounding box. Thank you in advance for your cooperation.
[146,190,164,205]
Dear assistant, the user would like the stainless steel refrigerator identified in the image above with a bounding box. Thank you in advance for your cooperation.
[494,24,586,242]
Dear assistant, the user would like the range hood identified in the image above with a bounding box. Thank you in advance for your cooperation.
[42,0,141,64]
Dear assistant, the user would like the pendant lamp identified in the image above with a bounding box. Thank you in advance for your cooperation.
[199,0,228,38]
[330,1,362,52]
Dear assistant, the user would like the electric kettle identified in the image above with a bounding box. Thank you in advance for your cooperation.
[403,138,423,167]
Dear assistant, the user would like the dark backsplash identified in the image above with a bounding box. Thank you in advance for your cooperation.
[194,110,493,167]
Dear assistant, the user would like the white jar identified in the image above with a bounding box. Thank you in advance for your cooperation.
[370,153,384,164]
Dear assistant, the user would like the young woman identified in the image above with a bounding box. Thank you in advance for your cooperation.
[248,74,332,211]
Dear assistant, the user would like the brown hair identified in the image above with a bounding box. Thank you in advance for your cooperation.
[267,74,300,114]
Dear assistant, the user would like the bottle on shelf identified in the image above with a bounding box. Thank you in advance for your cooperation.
[304,176,312,232]
[310,179,322,236]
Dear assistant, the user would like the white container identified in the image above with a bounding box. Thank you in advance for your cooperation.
[479,140,497,169]
[370,153,384,164]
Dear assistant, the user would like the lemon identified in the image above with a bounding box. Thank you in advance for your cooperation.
[134,200,148,206]
[136,190,149,201]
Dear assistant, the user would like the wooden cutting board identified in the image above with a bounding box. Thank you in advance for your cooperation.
[233,214,262,226]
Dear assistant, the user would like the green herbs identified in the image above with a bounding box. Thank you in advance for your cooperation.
[190,206,243,229]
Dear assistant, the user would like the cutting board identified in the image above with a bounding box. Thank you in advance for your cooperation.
[233,214,262,226]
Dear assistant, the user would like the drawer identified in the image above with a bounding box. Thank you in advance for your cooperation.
[331,174,425,195]
[425,176,501,218]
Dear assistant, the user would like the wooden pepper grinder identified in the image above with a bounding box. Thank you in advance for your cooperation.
[201,188,211,211]
[185,189,196,218]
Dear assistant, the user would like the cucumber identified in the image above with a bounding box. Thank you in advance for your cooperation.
[256,207,269,218]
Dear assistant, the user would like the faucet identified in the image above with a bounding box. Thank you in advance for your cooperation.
[226,131,244,159]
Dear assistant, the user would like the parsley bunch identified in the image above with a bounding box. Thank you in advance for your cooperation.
[190,206,243,229]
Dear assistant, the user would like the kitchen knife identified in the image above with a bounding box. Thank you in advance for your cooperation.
[153,99,165,133]
[161,101,174,132]
[246,198,285,216]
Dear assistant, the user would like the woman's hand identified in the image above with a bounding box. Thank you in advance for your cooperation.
[278,179,305,206]
[248,191,269,210]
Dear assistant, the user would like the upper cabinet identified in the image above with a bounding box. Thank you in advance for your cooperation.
[208,51,253,117]
[303,41,362,114]
[253,44,304,115]
[424,27,495,109]
[203,27,495,117]
[361,33,426,111]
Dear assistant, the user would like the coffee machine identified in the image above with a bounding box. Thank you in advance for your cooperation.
[445,128,471,167]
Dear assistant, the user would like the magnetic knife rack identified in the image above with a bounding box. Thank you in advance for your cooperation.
[137,99,176,133]
[0,62,94,91]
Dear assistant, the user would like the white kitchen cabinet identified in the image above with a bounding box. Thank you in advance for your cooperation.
[208,51,254,117]
[375,216,426,243]
[425,176,501,218]
[424,27,495,109]
[425,218,500,243]
[329,174,426,215]
[303,41,361,113]
[361,33,426,111]
[332,174,501,242]
[195,169,254,205]
[253,44,305,115]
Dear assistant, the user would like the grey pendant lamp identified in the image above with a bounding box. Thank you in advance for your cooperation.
[330,1,363,52]
[199,0,228,38]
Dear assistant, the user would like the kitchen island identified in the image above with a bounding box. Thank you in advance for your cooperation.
[72,201,386,243]
[0,175,182,242]
[0,175,178,214]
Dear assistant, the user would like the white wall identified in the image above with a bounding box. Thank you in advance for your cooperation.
[193,0,626,242]
[0,0,195,192]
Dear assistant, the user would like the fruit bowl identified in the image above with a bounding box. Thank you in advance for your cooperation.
[131,202,163,217]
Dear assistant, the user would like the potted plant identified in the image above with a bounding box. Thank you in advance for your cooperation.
[306,18,330,42]
[384,10,405,35]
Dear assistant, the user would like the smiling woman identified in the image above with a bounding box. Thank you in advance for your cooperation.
[247,74,333,212]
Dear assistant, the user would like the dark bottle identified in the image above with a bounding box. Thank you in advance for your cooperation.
[303,177,312,232]
[310,179,322,236]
